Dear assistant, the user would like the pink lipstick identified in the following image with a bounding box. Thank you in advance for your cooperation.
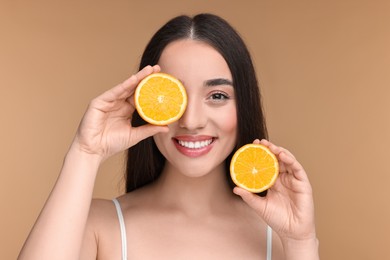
[173,135,215,157]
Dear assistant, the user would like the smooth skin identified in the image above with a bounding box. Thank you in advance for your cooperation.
[18,65,168,260]
[234,139,319,258]
[19,40,319,260]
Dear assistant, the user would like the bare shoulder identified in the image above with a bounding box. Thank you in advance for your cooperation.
[84,199,115,229]
[89,185,153,223]
[89,198,117,218]
[80,198,123,260]
[87,198,125,234]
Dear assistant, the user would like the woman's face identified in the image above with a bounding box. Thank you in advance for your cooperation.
[153,39,237,177]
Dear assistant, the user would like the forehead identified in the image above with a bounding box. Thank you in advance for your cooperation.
[158,39,232,83]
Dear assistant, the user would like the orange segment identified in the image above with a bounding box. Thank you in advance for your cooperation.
[230,144,279,193]
[135,73,187,125]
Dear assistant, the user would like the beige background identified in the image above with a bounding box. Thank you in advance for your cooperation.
[1,0,389,259]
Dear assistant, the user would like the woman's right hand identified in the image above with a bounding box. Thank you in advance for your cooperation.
[18,67,166,260]
[71,65,168,161]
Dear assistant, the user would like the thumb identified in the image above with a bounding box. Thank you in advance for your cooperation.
[131,124,169,144]
[233,187,267,217]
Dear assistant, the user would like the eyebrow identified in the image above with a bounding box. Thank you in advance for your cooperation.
[204,78,233,87]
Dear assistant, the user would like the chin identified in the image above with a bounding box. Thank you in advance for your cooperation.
[169,160,226,180]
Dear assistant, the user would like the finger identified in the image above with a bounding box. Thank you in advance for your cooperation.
[126,95,136,107]
[118,65,156,98]
[260,139,283,155]
[233,187,267,216]
[123,65,160,103]
[279,151,308,181]
[252,139,261,144]
[260,139,305,178]
[100,65,156,103]
[260,139,296,160]
[125,65,161,107]
[134,65,159,84]
[152,64,161,73]
[131,124,169,145]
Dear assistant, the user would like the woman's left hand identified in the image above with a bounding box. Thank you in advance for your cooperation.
[233,139,317,243]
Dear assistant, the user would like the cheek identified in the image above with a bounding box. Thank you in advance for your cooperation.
[153,132,170,155]
[217,105,237,134]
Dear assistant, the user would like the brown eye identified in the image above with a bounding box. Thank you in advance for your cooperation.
[211,92,229,100]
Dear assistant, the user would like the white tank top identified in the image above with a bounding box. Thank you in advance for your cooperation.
[113,198,272,260]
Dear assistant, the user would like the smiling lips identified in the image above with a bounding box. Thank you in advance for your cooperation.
[173,136,215,157]
[177,139,213,149]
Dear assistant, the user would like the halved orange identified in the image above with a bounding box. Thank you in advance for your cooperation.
[230,144,279,193]
[135,73,187,125]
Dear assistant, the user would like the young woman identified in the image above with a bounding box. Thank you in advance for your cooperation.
[19,14,319,260]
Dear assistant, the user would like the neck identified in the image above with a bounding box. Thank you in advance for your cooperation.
[151,162,235,216]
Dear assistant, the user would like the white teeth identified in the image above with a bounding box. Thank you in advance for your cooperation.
[177,139,213,149]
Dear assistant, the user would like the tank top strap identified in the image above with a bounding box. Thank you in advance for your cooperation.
[266,225,272,260]
[113,198,128,260]
[113,198,271,260]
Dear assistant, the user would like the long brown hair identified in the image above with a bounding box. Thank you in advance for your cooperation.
[126,14,268,193]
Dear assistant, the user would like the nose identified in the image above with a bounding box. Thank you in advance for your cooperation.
[178,98,207,130]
